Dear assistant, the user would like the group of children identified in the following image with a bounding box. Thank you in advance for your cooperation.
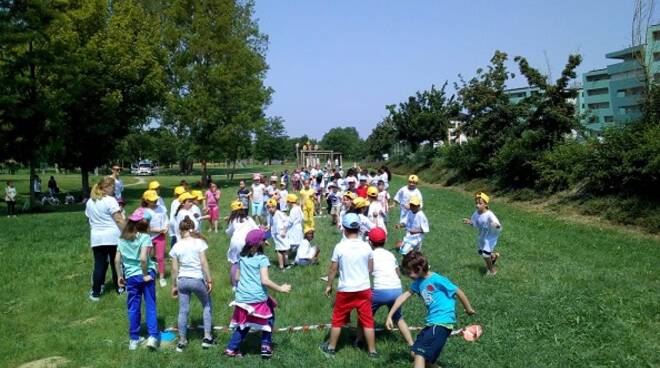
[112,168,503,367]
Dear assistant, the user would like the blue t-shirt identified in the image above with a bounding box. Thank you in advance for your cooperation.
[328,192,340,206]
[410,272,458,326]
[235,254,270,304]
[118,233,156,278]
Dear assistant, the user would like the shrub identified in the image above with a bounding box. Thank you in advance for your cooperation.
[534,140,590,193]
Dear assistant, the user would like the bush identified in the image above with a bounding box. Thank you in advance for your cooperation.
[534,140,590,193]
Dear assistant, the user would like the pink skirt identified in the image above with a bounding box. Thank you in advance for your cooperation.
[208,206,219,222]
[229,296,277,332]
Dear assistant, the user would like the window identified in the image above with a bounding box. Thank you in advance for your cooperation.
[618,105,641,114]
[586,74,610,82]
[587,88,608,96]
[654,52,660,62]
[587,102,610,110]
[654,30,660,41]
[604,116,614,123]
[507,92,526,99]
[616,87,644,97]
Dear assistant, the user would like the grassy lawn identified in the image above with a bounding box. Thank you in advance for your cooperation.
[0,171,658,367]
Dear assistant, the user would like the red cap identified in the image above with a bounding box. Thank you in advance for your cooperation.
[368,227,387,243]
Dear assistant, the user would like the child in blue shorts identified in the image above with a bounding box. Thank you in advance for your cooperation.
[386,251,476,367]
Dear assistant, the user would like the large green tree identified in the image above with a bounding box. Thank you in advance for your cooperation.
[162,0,271,184]
[365,117,397,160]
[254,116,289,164]
[0,0,74,206]
[320,127,363,160]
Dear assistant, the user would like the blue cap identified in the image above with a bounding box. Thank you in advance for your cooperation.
[342,213,360,229]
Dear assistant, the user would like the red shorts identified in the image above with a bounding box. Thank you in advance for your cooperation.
[331,289,374,328]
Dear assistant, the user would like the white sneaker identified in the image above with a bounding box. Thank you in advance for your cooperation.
[88,290,100,302]
[146,336,159,350]
[320,276,329,282]
[159,278,167,288]
[129,337,146,350]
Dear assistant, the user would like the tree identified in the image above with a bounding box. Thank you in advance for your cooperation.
[365,117,397,160]
[254,116,289,164]
[0,0,74,206]
[320,127,363,160]
[53,0,166,195]
[385,82,459,152]
[162,0,271,185]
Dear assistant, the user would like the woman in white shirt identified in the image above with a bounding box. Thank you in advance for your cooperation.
[85,176,126,301]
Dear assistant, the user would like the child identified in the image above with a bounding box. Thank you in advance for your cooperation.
[376,180,391,224]
[321,213,378,358]
[117,198,127,219]
[174,192,200,239]
[114,208,159,351]
[395,196,429,255]
[249,175,266,224]
[295,227,320,266]
[5,180,17,217]
[148,181,167,213]
[394,175,423,225]
[386,251,476,368]
[353,197,375,241]
[237,180,250,216]
[337,191,356,233]
[169,186,187,246]
[226,201,258,287]
[367,186,386,232]
[205,182,221,233]
[299,179,316,229]
[225,229,292,359]
[462,192,502,276]
[284,194,304,255]
[170,217,215,352]
[142,190,169,288]
[327,184,341,225]
[278,182,289,212]
[355,228,414,348]
[356,175,369,198]
[266,198,291,270]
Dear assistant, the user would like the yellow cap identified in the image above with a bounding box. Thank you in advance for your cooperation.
[475,192,490,204]
[178,192,194,202]
[142,190,160,202]
[367,186,378,197]
[148,181,160,190]
[408,175,419,183]
[191,190,204,201]
[304,226,315,234]
[343,191,356,200]
[353,197,369,209]
[174,186,186,196]
[409,196,421,206]
[267,198,278,207]
[286,194,298,203]
[230,200,243,211]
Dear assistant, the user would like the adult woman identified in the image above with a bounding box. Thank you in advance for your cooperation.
[85,176,126,301]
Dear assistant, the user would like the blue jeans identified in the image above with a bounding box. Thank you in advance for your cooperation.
[372,288,403,321]
[126,270,159,340]
[227,314,275,350]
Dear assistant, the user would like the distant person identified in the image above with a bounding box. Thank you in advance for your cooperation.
[205,182,221,233]
[385,251,476,368]
[5,180,17,217]
[110,164,124,202]
[237,180,250,216]
[266,198,291,270]
[168,186,187,247]
[47,176,59,195]
[114,207,159,351]
[463,192,502,276]
[85,176,125,301]
[32,175,42,198]
[299,179,316,229]
[249,175,266,224]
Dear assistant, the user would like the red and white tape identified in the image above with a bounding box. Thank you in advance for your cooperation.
[165,323,464,336]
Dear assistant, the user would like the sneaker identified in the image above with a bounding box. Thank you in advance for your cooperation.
[129,337,146,351]
[201,337,217,349]
[319,342,336,358]
[117,287,125,295]
[368,351,380,359]
[146,336,159,350]
[224,349,243,358]
[320,276,329,282]
[88,290,100,302]
[159,278,167,288]
[285,264,292,270]
[261,344,273,359]
[100,285,106,295]
[175,340,188,353]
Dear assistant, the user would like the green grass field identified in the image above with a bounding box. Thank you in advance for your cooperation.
[0,170,658,367]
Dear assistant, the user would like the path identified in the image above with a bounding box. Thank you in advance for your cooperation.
[123,176,146,187]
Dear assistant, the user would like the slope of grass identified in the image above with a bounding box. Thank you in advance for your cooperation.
[0,172,658,367]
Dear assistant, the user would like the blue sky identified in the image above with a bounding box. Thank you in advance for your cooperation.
[254,0,650,139]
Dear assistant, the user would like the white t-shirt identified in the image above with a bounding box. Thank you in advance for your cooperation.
[394,186,423,208]
[367,202,386,231]
[403,210,429,246]
[168,199,180,236]
[372,248,402,290]
[169,237,208,279]
[279,189,289,211]
[471,210,502,249]
[295,239,317,261]
[377,191,390,214]
[226,217,258,263]
[174,209,199,239]
[270,210,290,251]
[358,213,375,241]
[330,238,373,292]
[85,196,121,247]
[251,183,266,203]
